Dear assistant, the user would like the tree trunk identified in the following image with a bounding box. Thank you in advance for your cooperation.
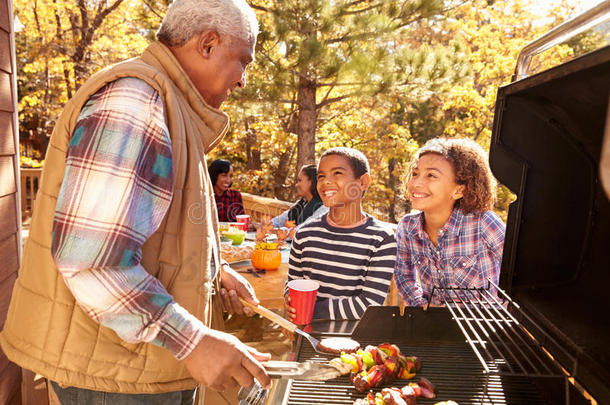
[388,158,398,223]
[273,147,295,200]
[244,119,261,170]
[296,76,317,172]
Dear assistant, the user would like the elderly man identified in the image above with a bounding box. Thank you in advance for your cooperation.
[0,0,270,404]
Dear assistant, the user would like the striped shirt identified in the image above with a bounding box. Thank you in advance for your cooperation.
[51,77,206,360]
[286,214,397,320]
[394,208,505,307]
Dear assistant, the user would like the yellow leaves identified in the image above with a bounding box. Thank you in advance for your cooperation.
[16,0,153,149]
[20,156,44,168]
[20,95,40,108]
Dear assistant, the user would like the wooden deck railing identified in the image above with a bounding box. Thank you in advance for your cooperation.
[18,175,292,224]
[241,192,292,223]
[20,168,42,220]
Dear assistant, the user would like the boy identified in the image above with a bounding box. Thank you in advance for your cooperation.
[284,147,397,321]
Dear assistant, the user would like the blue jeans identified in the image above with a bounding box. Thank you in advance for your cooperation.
[50,381,195,405]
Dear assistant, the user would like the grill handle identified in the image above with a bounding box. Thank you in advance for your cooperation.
[513,1,610,81]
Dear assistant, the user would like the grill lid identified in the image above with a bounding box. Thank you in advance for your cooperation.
[489,45,610,402]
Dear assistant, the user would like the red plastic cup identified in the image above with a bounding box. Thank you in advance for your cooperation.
[229,222,247,232]
[288,279,319,325]
[236,214,250,230]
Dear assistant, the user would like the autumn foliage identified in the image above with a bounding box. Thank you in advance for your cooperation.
[14,0,602,222]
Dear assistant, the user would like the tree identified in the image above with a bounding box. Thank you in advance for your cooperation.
[245,0,469,172]
[14,0,149,153]
[402,0,578,218]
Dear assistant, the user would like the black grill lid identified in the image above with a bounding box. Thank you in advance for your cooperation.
[490,45,610,402]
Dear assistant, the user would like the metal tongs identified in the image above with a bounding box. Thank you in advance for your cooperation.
[262,361,342,381]
[238,298,325,354]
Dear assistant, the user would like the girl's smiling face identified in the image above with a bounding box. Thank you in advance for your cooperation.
[295,170,313,200]
[215,166,234,193]
[407,153,464,214]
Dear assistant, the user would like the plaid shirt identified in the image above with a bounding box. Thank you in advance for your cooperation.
[51,78,205,360]
[394,208,505,306]
[214,188,244,222]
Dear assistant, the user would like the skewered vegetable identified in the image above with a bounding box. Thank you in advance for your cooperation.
[335,342,422,392]
[352,378,437,405]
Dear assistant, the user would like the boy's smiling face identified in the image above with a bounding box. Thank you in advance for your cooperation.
[407,153,464,214]
[317,154,368,209]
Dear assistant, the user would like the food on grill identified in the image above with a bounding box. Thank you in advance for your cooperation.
[329,357,354,375]
[352,364,390,392]
[334,343,422,392]
[352,377,437,405]
[220,243,254,263]
[381,387,409,405]
[317,337,361,354]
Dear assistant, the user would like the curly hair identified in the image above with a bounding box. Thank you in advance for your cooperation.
[407,138,496,214]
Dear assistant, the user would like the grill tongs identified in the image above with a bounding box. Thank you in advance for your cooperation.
[238,297,326,354]
[262,360,343,381]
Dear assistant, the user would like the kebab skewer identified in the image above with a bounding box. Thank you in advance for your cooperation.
[352,377,437,405]
[331,343,422,392]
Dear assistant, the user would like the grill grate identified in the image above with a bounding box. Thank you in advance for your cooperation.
[429,279,574,379]
[283,339,549,405]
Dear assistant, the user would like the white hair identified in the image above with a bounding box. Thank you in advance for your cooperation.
[157,0,258,47]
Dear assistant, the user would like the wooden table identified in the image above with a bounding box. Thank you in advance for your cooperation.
[230,245,290,311]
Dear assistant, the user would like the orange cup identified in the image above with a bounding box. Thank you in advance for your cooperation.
[288,279,319,325]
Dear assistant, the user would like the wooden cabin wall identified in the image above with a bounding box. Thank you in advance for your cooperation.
[0,0,22,403]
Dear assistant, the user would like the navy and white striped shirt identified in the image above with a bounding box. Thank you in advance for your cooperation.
[286,214,397,320]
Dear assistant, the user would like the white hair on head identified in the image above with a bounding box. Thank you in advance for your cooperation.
[157,0,259,47]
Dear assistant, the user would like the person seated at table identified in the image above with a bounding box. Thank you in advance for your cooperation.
[271,164,327,229]
[209,159,245,222]
[394,138,505,307]
[284,147,397,321]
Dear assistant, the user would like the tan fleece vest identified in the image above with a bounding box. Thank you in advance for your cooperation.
[0,42,228,393]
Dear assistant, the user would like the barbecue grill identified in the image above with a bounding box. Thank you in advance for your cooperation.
[268,5,610,405]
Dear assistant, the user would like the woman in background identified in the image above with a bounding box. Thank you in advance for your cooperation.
[271,164,327,228]
[209,159,245,222]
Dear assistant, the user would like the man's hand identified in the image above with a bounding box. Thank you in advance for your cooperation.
[220,264,257,316]
[182,328,271,392]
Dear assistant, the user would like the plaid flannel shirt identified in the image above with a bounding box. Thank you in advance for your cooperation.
[51,77,206,360]
[394,208,505,307]
[214,188,244,222]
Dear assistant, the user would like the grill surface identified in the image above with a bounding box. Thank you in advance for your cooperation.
[284,338,550,405]
[428,281,570,379]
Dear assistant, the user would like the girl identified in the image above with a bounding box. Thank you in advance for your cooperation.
[271,164,327,228]
[394,138,505,306]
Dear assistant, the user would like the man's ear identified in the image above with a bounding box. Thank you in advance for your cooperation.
[197,30,220,58]
[359,173,371,192]
[452,184,465,200]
